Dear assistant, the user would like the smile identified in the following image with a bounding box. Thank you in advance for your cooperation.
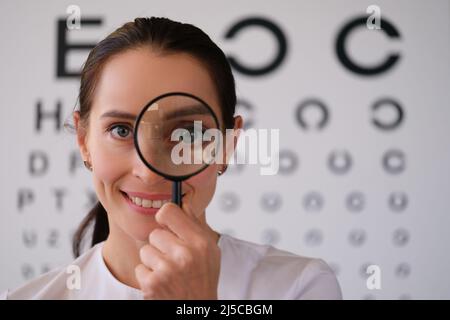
[120,190,186,214]
[126,195,170,208]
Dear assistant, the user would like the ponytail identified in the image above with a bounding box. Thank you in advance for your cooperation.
[72,201,109,258]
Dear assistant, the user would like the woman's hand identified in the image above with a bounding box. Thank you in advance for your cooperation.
[134,193,221,299]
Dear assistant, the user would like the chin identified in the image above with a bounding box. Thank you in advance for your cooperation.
[123,218,161,243]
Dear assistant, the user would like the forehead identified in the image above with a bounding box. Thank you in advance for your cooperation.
[91,48,222,122]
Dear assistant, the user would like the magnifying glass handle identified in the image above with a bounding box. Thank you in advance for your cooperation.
[172,181,182,206]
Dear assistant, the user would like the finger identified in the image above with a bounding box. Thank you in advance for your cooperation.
[148,227,184,255]
[139,243,165,271]
[135,263,152,289]
[155,203,202,242]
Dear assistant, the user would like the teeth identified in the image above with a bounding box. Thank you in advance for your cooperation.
[128,195,169,208]
[142,199,152,208]
[152,200,162,208]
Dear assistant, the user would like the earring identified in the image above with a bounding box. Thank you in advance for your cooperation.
[218,165,227,176]
[84,160,92,171]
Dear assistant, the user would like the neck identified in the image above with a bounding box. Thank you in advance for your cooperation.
[102,223,143,289]
[101,213,220,290]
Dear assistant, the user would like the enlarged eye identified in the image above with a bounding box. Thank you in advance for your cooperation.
[181,126,205,144]
[109,124,132,139]
[168,123,209,146]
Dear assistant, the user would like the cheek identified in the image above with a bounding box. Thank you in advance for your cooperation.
[88,131,131,196]
[188,164,217,187]
[186,165,218,209]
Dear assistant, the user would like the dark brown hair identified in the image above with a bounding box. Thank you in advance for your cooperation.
[72,17,236,257]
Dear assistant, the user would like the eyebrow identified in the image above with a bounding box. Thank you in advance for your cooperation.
[100,110,137,121]
[162,104,212,120]
[99,104,214,122]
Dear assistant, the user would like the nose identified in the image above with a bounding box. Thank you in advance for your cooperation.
[132,151,165,185]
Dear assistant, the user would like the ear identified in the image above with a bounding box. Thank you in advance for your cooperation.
[73,111,91,162]
[222,115,243,166]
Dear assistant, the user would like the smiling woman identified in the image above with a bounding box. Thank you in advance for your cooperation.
[1,17,341,300]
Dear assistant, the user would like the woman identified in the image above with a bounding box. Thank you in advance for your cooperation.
[2,17,342,300]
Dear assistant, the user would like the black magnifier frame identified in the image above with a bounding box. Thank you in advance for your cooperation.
[133,91,221,206]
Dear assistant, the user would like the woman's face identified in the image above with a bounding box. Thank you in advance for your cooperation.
[76,48,229,242]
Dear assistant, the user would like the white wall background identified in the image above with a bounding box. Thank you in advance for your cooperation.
[0,0,449,299]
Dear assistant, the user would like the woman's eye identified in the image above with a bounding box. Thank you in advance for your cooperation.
[166,124,210,146]
[109,124,133,139]
[182,127,205,143]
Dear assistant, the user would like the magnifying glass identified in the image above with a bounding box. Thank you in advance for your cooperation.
[134,92,221,207]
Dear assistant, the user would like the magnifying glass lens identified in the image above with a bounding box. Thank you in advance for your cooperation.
[135,93,221,182]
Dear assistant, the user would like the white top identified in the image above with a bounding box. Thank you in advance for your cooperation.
[1,234,342,300]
